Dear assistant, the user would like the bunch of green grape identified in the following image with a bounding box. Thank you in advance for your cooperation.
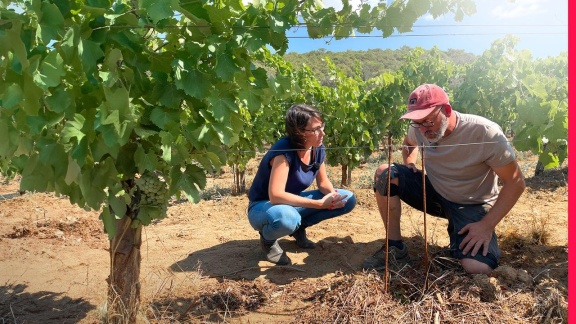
[136,172,169,213]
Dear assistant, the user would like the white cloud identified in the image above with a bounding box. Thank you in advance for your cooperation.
[490,0,548,19]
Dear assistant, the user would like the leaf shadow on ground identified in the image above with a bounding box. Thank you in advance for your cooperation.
[0,283,95,324]
[523,167,567,191]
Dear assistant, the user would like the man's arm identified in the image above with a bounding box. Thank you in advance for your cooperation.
[402,135,420,171]
[480,160,526,229]
[402,136,418,165]
[458,160,526,256]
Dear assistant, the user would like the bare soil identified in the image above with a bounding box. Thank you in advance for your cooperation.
[0,153,567,323]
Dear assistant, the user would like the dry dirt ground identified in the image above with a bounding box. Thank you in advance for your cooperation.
[0,152,568,323]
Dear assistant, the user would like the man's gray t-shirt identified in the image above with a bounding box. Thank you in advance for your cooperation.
[407,111,516,205]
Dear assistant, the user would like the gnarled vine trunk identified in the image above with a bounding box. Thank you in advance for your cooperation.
[233,165,246,194]
[107,214,142,323]
[341,164,352,187]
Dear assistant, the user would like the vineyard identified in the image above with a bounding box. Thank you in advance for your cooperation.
[0,151,567,323]
[0,0,567,322]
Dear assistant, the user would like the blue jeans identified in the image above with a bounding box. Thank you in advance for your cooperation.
[375,164,499,269]
[247,189,356,241]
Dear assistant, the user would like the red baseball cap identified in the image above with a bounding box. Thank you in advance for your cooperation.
[400,84,452,120]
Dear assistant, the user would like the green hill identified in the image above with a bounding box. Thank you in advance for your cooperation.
[284,47,477,83]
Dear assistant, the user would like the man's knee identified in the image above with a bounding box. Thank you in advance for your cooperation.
[460,258,494,274]
[373,164,399,196]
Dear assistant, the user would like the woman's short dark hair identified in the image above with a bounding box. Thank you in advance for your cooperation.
[285,103,323,149]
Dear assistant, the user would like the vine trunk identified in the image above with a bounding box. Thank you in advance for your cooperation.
[106,214,142,323]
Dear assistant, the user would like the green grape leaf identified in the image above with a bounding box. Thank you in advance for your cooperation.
[61,114,86,143]
[64,154,82,185]
[97,123,121,149]
[37,2,65,44]
[136,206,153,225]
[86,158,117,208]
[538,151,559,170]
[99,208,117,240]
[34,51,65,90]
[20,155,52,192]
[150,107,179,129]
[2,83,23,109]
[207,90,237,122]
[140,0,179,23]
[516,99,548,126]
[215,51,239,81]
[135,145,158,173]
[141,206,165,222]
[171,164,205,203]
[22,72,42,115]
[45,85,75,114]
[80,39,104,75]
[103,86,131,121]
[38,142,67,179]
[158,82,184,109]
[60,25,79,62]
[174,65,212,99]
[212,122,239,146]
[542,103,567,142]
[0,120,11,156]
[108,194,128,221]
[0,20,28,68]
[238,86,262,111]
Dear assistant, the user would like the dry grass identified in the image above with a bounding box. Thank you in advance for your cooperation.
[143,263,567,323]
[146,276,274,322]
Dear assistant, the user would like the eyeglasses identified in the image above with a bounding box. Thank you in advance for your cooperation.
[305,123,325,135]
[409,107,442,128]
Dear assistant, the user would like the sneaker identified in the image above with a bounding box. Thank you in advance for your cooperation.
[362,244,409,271]
[290,227,316,249]
[260,232,291,265]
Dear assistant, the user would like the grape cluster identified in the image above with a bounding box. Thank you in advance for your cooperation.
[136,172,168,213]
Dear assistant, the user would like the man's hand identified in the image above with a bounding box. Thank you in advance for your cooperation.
[458,221,494,257]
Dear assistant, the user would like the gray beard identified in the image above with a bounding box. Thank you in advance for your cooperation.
[427,114,449,143]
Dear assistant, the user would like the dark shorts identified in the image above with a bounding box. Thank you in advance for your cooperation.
[374,163,500,269]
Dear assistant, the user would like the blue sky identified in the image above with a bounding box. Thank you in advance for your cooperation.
[285,0,567,59]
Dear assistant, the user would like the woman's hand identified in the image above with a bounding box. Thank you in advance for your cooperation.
[321,191,348,210]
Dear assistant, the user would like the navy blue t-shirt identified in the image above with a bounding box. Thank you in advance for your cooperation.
[248,137,326,202]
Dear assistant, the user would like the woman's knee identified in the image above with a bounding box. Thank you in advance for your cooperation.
[268,207,301,233]
[337,189,357,211]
